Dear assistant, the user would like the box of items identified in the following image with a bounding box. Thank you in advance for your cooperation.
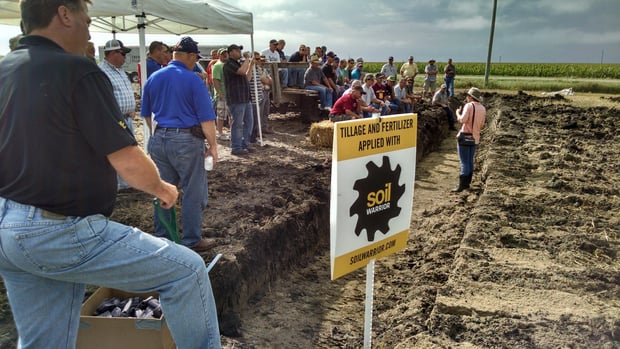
[76,288,175,349]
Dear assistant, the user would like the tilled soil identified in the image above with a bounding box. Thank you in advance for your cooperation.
[0,92,619,349]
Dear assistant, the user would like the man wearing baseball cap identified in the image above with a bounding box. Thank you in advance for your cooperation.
[141,36,220,255]
[329,85,365,121]
[381,56,397,80]
[223,43,255,155]
[99,39,136,191]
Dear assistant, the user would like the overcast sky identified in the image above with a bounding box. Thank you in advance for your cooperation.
[1,0,619,63]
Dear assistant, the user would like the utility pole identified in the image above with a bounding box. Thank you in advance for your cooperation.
[484,0,498,88]
[601,49,604,64]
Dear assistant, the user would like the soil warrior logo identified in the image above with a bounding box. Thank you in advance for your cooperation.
[350,156,405,241]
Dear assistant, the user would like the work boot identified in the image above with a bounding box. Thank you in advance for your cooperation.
[452,175,468,192]
[464,174,473,189]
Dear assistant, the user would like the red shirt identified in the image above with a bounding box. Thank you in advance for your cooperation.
[331,92,359,115]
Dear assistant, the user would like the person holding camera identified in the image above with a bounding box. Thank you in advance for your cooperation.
[453,87,486,192]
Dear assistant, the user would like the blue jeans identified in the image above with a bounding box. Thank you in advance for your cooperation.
[305,85,333,109]
[370,103,390,116]
[290,68,305,87]
[457,143,478,176]
[228,102,254,152]
[148,129,207,247]
[444,76,455,97]
[279,68,289,88]
[0,197,221,349]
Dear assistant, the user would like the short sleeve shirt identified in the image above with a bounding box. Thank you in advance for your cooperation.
[212,61,226,99]
[0,36,137,217]
[223,58,250,104]
[331,93,358,115]
[141,60,215,127]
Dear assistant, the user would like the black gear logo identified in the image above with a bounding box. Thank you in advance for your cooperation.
[349,156,405,241]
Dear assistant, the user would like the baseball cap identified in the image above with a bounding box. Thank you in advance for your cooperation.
[388,56,394,60]
[227,44,244,52]
[217,47,227,55]
[326,51,335,58]
[310,56,321,63]
[441,83,447,89]
[104,39,131,53]
[172,36,204,57]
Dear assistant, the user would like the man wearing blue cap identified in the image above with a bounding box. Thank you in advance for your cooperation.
[141,36,220,253]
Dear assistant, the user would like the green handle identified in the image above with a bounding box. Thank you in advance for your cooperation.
[153,199,181,244]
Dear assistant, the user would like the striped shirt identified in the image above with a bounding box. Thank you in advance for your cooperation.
[249,66,264,103]
[98,60,135,114]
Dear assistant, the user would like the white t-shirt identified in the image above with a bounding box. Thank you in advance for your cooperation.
[362,84,376,105]
[262,48,281,63]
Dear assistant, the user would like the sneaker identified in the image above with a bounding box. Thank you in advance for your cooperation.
[217,134,230,141]
[245,146,257,153]
[231,149,250,156]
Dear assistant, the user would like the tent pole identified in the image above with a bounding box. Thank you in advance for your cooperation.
[250,34,263,146]
[135,4,149,150]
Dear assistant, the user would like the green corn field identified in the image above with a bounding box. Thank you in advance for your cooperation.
[364,62,620,79]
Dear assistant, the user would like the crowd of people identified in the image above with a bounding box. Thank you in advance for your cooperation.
[0,1,484,347]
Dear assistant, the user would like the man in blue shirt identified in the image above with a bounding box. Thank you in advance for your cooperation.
[146,40,168,78]
[141,36,219,253]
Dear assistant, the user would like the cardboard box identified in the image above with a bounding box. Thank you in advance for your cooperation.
[77,288,175,349]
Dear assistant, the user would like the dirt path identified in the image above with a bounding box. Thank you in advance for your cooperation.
[222,93,620,348]
[222,130,471,348]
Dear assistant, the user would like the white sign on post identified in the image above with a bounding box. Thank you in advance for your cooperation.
[330,113,417,348]
[330,113,417,280]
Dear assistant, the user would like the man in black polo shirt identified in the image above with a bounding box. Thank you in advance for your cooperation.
[0,1,221,348]
[223,44,255,155]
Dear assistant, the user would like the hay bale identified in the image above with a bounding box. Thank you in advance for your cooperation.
[309,120,334,148]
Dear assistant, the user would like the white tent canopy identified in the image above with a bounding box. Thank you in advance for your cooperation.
[0,0,256,146]
[0,0,253,35]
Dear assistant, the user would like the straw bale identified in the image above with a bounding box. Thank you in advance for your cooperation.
[309,120,334,148]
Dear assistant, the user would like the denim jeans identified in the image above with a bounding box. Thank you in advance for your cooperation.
[457,143,478,176]
[290,68,305,87]
[443,107,456,129]
[0,197,221,349]
[305,85,333,109]
[228,102,254,152]
[444,76,455,97]
[148,129,207,247]
[370,103,390,116]
[279,68,289,88]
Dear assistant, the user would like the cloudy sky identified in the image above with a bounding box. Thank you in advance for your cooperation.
[1,0,619,63]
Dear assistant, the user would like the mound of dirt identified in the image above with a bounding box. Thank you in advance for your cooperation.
[0,92,618,349]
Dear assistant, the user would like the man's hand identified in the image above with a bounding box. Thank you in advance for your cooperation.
[157,182,179,209]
